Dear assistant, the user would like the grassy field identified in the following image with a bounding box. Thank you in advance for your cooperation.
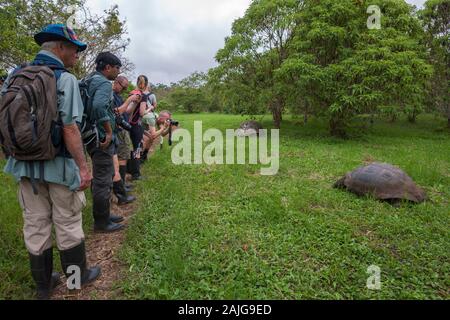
[118,114,449,299]
[1,114,449,299]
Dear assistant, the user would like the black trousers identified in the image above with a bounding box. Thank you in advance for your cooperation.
[128,123,144,178]
[129,123,144,150]
[87,143,115,226]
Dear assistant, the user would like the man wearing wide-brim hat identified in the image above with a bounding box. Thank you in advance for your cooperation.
[2,24,100,300]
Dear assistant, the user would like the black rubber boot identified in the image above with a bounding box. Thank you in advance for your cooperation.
[29,248,61,300]
[140,150,149,164]
[126,158,132,175]
[113,181,136,205]
[132,159,142,180]
[127,152,139,179]
[60,242,101,287]
[127,155,142,181]
[110,214,124,223]
[94,221,125,233]
[119,165,133,191]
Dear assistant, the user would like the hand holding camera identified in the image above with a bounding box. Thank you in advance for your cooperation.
[114,109,132,131]
[169,119,179,127]
[166,119,180,146]
[130,94,142,103]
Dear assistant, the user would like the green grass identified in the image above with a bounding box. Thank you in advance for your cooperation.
[1,114,449,299]
[0,171,33,300]
[119,114,449,300]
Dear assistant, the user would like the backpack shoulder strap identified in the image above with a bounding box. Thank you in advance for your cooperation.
[81,74,110,123]
[47,65,69,81]
[87,74,111,105]
[83,73,108,91]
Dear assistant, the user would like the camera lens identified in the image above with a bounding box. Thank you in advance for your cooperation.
[116,113,132,131]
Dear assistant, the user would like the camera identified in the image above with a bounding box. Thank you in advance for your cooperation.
[167,119,180,147]
[115,110,132,131]
[169,119,180,127]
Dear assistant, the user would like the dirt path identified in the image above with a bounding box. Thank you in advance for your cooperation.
[52,192,137,300]
[51,139,160,300]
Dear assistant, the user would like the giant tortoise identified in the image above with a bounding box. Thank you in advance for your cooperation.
[334,162,427,204]
[236,121,263,137]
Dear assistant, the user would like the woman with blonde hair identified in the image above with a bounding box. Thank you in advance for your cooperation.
[126,75,150,180]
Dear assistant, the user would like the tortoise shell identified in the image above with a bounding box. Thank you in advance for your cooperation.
[236,121,263,137]
[334,163,427,203]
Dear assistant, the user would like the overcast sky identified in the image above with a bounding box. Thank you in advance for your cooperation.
[87,0,426,85]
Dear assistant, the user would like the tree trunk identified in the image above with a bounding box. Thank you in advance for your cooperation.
[329,115,347,138]
[304,100,309,125]
[390,113,398,123]
[271,99,283,129]
[272,108,282,129]
[408,112,417,123]
[447,104,450,129]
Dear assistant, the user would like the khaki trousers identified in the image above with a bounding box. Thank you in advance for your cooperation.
[18,178,86,255]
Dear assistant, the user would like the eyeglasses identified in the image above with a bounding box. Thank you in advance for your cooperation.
[116,80,127,90]
[61,41,81,53]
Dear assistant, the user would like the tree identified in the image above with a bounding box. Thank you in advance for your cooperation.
[71,4,133,78]
[0,0,133,78]
[420,0,450,127]
[162,72,211,113]
[213,0,300,128]
[0,0,81,69]
[278,0,432,136]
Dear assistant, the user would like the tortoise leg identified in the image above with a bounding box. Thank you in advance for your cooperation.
[386,199,402,207]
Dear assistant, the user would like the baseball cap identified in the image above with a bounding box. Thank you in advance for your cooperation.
[34,24,87,52]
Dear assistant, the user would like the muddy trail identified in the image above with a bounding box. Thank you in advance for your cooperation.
[52,198,136,300]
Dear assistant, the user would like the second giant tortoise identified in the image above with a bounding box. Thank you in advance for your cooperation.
[236,121,263,137]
